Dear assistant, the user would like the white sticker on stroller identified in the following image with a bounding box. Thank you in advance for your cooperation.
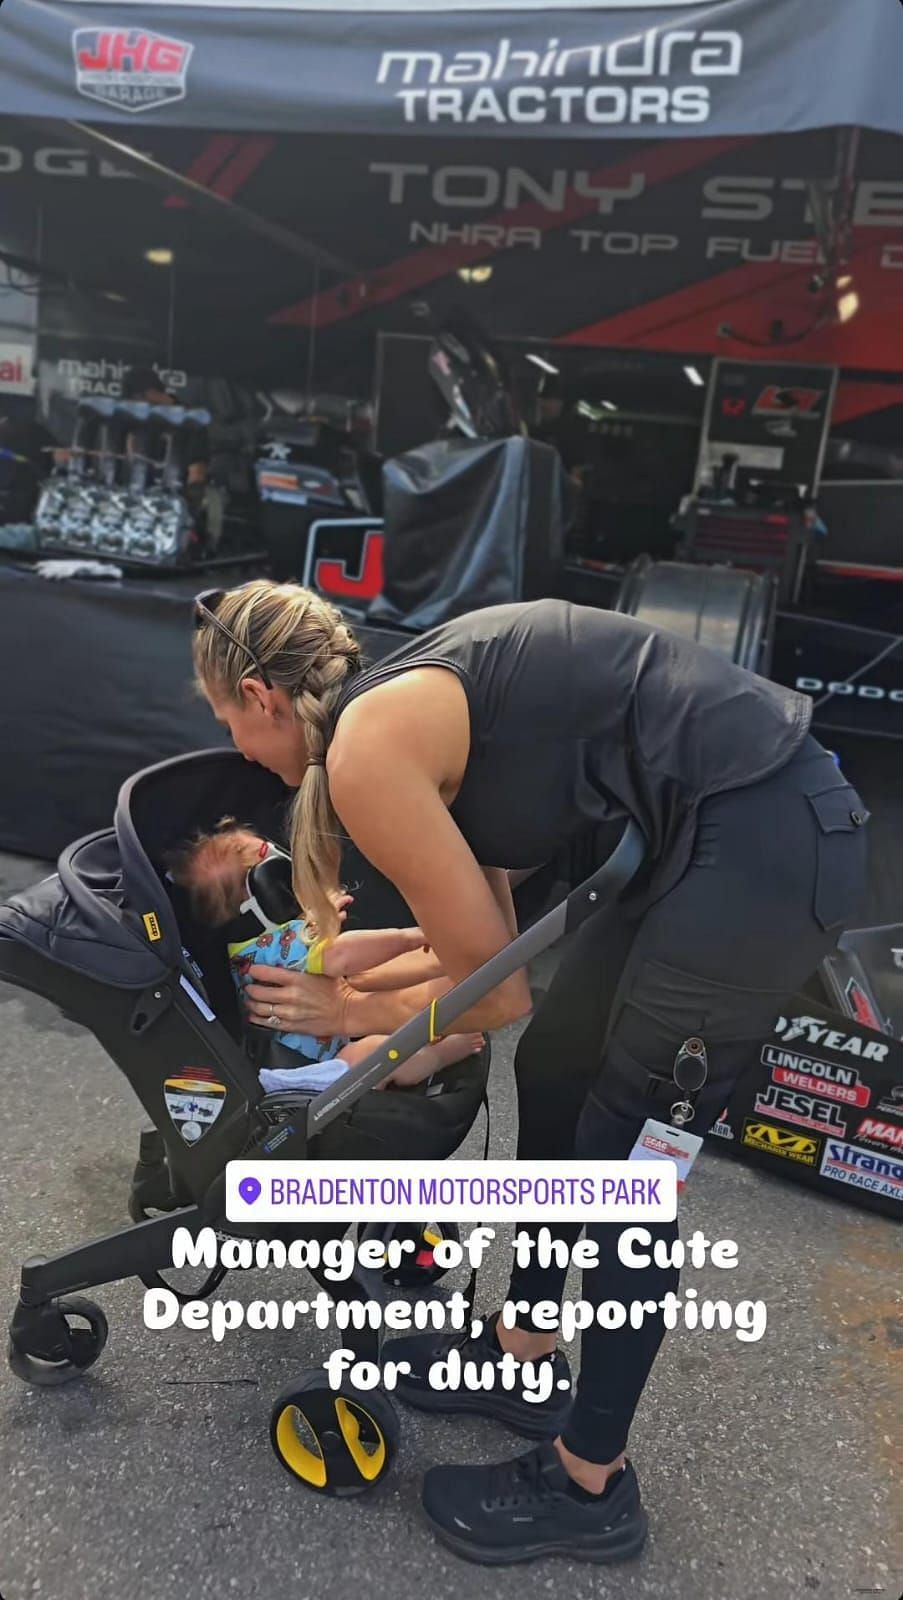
[165,1074,226,1144]
[179,973,216,1023]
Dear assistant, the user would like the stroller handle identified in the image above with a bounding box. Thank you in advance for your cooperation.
[305,820,645,1136]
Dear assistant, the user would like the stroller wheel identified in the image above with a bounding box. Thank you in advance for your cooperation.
[270,1373,399,1496]
[381,1221,460,1289]
[7,1296,109,1387]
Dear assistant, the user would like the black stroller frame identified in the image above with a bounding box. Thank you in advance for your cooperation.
[0,747,644,1495]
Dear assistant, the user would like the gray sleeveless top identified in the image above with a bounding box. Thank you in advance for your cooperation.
[330,599,812,902]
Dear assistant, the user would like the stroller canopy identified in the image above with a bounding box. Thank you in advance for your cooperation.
[0,750,290,989]
[115,747,291,970]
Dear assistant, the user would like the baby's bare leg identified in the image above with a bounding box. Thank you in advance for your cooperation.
[337,1032,485,1089]
[376,1032,485,1090]
[340,1035,389,1068]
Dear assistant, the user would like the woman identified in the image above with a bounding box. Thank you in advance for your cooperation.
[192,580,868,1567]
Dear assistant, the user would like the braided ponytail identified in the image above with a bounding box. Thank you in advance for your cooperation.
[192,581,362,939]
[288,643,354,940]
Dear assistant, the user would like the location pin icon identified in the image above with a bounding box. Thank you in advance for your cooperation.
[239,1176,262,1205]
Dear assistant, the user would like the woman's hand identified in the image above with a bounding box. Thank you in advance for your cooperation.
[244,965,352,1038]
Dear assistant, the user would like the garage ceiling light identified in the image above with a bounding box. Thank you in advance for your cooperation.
[526,353,560,376]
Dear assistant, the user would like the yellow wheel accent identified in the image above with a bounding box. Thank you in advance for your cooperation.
[335,1398,387,1482]
[274,1405,327,1488]
[271,1379,399,1495]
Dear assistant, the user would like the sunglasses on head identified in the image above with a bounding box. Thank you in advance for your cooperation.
[239,840,300,933]
[222,840,302,953]
[194,587,274,690]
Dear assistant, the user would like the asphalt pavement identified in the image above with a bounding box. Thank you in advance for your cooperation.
[0,848,900,1600]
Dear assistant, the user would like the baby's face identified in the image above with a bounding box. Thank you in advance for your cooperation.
[234,831,268,868]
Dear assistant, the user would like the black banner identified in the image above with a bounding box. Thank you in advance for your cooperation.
[1,0,902,138]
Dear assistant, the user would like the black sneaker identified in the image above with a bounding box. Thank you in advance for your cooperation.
[421,1440,648,1566]
[387,1311,572,1439]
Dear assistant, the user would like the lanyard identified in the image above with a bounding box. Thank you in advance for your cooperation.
[669,1037,708,1128]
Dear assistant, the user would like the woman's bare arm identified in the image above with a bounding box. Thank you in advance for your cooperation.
[350,868,512,991]
[321,926,425,979]
[482,865,520,940]
[327,675,532,1036]
[243,669,533,1039]
[350,947,445,991]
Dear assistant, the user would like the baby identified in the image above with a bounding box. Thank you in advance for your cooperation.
[168,820,483,1095]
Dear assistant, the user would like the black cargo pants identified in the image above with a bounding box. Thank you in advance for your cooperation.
[506,736,869,1462]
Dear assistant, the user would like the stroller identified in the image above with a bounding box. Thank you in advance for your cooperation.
[0,747,644,1495]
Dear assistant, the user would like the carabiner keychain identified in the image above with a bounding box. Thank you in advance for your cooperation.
[628,1035,709,1191]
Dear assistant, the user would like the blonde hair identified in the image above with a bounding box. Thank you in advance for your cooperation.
[192,581,361,939]
[167,818,262,926]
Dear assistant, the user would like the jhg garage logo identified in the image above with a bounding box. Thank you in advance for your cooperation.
[73,29,193,114]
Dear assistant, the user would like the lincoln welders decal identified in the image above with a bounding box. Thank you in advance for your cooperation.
[761,1045,872,1109]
